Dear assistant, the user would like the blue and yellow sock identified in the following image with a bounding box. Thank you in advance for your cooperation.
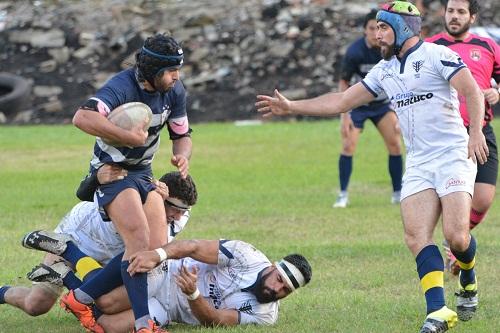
[416,245,445,314]
[451,235,476,288]
[0,286,11,304]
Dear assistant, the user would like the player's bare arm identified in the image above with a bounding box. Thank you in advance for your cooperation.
[127,240,219,274]
[175,265,239,326]
[172,136,192,178]
[450,68,489,164]
[73,108,147,147]
[256,82,374,118]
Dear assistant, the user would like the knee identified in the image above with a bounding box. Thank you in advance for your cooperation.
[95,295,115,314]
[24,300,54,316]
[447,233,470,252]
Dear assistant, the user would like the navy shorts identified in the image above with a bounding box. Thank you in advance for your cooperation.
[350,103,392,129]
[473,123,498,185]
[94,165,155,220]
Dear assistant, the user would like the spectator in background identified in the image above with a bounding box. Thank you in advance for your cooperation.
[333,9,402,208]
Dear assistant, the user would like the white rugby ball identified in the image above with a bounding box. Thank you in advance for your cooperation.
[103,102,153,146]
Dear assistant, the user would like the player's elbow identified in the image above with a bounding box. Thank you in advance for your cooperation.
[72,109,87,129]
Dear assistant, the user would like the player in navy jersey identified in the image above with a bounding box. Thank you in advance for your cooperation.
[333,9,403,208]
[427,0,500,275]
[257,2,488,331]
[69,34,192,333]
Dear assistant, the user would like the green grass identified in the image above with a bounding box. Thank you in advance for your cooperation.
[0,120,499,333]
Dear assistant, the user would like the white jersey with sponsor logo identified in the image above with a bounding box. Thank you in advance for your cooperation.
[362,41,470,168]
[151,240,279,326]
[54,201,189,265]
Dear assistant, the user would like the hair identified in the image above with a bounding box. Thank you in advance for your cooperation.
[283,254,312,285]
[445,0,480,16]
[364,9,378,28]
[159,171,198,206]
[135,33,182,82]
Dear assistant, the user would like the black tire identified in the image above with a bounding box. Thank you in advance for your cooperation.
[0,72,32,116]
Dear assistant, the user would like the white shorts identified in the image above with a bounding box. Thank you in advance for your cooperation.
[401,149,476,200]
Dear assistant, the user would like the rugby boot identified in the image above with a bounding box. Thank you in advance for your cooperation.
[22,230,72,255]
[27,260,71,286]
[333,192,349,208]
[456,275,478,321]
[419,306,457,333]
[391,191,401,204]
[134,319,170,333]
[60,290,104,333]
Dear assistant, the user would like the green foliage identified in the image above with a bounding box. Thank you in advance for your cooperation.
[0,121,499,332]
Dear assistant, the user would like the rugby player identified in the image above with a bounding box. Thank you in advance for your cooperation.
[333,9,403,208]
[72,33,192,333]
[256,2,487,332]
[0,168,196,333]
[427,0,500,275]
[97,239,312,332]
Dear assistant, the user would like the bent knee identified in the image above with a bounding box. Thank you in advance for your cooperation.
[447,233,470,252]
[24,300,54,316]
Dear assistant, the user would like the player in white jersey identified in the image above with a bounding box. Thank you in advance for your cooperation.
[85,239,312,332]
[0,168,197,326]
[256,2,487,332]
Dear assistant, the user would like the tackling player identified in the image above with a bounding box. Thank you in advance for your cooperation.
[0,168,197,333]
[427,0,500,275]
[256,2,487,332]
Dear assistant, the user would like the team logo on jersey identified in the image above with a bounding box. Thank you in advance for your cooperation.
[469,49,481,61]
[412,60,424,73]
[238,301,255,314]
[392,92,434,108]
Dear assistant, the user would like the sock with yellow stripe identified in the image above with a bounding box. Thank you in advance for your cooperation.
[451,235,476,288]
[61,241,103,281]
[416,245,445,314]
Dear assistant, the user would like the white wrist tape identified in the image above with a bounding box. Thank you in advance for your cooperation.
[186,288,200,301]
[155,248,167,262]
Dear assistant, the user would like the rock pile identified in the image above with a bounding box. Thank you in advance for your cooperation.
[0,0,498,124]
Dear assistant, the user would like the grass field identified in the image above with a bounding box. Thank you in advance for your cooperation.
[0,119,499,333]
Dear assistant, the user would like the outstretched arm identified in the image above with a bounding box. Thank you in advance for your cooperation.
[127,240,219,274]
[255,82,374,118]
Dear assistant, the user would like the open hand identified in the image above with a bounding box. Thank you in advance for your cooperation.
[255,89,292,118]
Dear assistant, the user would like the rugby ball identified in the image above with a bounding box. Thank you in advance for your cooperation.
[103,102,153,145]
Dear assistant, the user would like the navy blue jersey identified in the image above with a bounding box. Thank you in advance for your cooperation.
[340,37,389,107]
[84,68,190,170]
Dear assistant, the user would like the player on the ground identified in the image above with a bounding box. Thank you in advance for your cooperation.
[0,169,196,333]
[71,33,192,333]
[333,9,403,208]
[88,239,311,332]
[427,0,500,275]
[256,2,487,332]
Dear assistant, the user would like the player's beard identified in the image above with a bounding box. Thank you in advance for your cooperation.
[445,18,472,38]
[380,42,395,60]
[254,270,278,303]
[154,77,175,94]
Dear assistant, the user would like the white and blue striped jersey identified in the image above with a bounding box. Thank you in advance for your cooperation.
[362,41,469,168]
[154,240,279,325]
[85,68,189,170]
